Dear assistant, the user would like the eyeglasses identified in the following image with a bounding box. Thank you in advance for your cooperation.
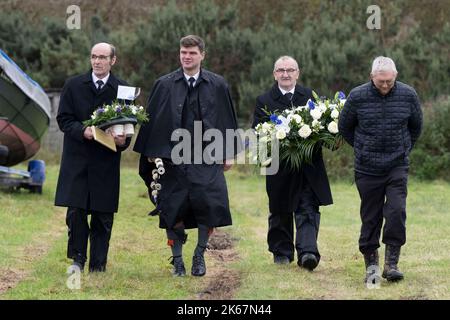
[374,79,395,86]
[91,54,110,61]
[275,68,298,74]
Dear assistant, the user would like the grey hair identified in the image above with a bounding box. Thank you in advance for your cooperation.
[274,56,299,71]
[371,56,397,74]
[109,44,116,57]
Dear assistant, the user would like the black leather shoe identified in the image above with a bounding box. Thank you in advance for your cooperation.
[273,255,290,265]
[191,254,206,276]
[298,253,318,271]
[170,256,186,277]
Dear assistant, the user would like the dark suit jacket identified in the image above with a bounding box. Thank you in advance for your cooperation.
[252,83,333,213]
[55,71,130,213]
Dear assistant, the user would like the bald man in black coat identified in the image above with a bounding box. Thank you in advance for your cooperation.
[253,56,333,270]
[55,43,130,272]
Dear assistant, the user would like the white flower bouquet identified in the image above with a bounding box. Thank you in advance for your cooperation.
[254,91,346,170]
[83,100,149,137]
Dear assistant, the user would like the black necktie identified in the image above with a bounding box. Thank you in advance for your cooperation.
[96,80,104,91]
[188,77,195,90]
[284,92,293,101]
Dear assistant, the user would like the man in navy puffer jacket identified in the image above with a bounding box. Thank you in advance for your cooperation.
[339,56,422,284]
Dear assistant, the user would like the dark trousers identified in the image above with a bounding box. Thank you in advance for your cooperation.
[355,167,408,254]
[66,207,114,271]
[268,183,321,262]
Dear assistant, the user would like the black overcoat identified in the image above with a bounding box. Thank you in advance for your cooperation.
[252,83,333,214]
[134,68,238,229]
[55,71,130,213]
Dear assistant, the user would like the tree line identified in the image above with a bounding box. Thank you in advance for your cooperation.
[1,0,449,179]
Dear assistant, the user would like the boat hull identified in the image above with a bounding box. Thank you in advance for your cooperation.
[0,49,50,166]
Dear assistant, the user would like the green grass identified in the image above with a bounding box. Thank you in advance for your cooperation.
[228,175,450,299]
[1,165,449,299]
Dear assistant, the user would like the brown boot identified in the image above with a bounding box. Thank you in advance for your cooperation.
[382,245,404,282]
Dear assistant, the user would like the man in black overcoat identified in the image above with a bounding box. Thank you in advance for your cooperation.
[134,35,238,277]
[55,43,130,272]
[252,56,333,270]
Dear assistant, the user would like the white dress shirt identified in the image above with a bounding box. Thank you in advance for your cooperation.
[92,72,110,89]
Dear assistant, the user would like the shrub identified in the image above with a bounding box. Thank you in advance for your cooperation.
[410,97,450,180]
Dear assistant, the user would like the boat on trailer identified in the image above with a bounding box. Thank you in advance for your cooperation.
[0,49,50,193]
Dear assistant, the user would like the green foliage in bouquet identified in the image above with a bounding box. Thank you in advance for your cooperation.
[255,91,345,171]
[83,100,149,127]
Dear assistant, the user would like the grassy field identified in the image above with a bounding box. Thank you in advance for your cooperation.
[0,164,449,300]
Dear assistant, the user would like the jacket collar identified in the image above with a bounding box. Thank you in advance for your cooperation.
[370,80,397,97]
[174,68,211,83]
[271,83,308,101]
[82,70,120,90]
